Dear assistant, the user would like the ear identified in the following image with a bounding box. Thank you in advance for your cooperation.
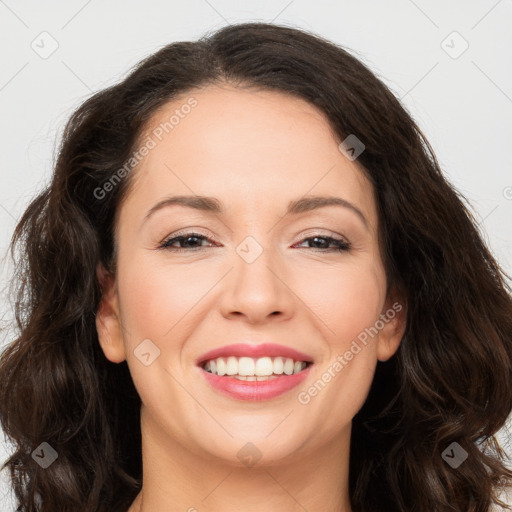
[376,286,407,362]
[95,262,126,363]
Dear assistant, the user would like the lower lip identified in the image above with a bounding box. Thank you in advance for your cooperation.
[200,365,313,401]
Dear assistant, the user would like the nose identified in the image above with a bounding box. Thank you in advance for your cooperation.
[218,242,296,324]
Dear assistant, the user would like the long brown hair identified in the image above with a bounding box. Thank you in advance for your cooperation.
[1,21,511,512]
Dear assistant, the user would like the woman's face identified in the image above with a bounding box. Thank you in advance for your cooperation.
[96,84,405,466]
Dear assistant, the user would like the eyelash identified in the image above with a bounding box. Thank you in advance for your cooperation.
[159,232,351,253]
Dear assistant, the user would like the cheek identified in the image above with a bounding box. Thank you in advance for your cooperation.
[115,255,202,415]
[293,258,384,347]
[297,260,385,426]
[298,267,382,433]
[117,252,210,344]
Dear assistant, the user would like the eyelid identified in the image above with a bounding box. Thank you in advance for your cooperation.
[297,228,349,241]
[159,228,220,246]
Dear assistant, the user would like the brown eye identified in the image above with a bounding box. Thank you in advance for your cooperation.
[160,233,213,251]
[295,235,351,252]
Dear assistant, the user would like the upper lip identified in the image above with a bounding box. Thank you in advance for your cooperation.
[196,343,314,366]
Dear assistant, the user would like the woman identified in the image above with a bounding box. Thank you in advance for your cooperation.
[1,21,511,512]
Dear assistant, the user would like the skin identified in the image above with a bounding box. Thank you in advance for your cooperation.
[96,83,406,512]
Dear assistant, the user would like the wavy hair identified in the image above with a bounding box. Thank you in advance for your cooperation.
[1,21,511,512]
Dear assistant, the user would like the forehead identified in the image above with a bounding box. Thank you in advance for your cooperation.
[120,84,377,232]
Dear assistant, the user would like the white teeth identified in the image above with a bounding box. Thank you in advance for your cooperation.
[255,356,273,376]
[284,358,295,375]
[232,375,280,381]
[216,358,226,376]
[226,356,238,375]
[238,357,254,376]
[273,357,284,374]
[202,356,309,377]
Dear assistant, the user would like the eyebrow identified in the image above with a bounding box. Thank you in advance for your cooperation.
[143,194,369,228]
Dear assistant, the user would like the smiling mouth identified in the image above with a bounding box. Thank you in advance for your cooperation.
[200,355,312,381]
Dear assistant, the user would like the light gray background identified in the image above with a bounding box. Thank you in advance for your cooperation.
[1,0,511,509]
